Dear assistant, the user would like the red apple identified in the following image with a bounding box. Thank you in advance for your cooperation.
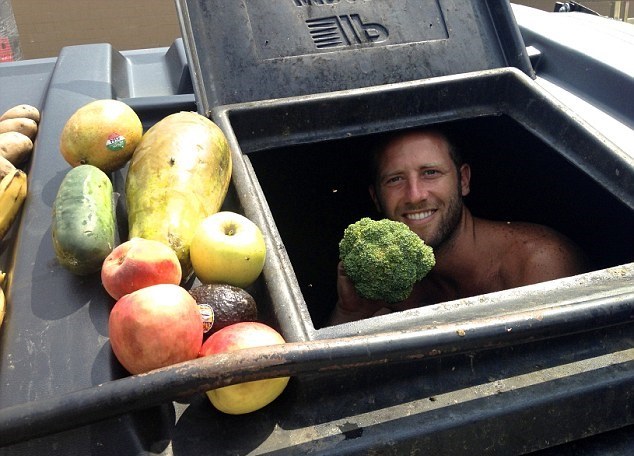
[199,321,290,414]
[101,237,182,300]
[109,283,203,374]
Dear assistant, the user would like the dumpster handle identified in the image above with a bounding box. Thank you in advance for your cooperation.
[0,294,632,447]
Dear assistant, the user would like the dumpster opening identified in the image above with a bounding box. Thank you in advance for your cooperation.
[246,114,634,329]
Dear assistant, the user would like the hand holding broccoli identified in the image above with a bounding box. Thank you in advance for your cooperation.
[339,218,436,303]
[334,261,388,323]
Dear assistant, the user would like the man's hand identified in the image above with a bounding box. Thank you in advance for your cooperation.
[328,262,389,325]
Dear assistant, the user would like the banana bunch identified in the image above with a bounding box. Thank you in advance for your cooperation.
[0,271,5,328]
[0,169,28,242]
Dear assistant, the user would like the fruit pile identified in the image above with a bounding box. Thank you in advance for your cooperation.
[0,103,40,181]
[0,104,40,330]
[0,104,39,243]
[49,99,288,415]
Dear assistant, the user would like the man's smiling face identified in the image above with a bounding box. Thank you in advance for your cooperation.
[369,130,470,249]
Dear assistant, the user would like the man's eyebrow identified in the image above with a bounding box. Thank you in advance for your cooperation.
[378,169,397,180]
[419,162,443,168]
[380,162,444,177]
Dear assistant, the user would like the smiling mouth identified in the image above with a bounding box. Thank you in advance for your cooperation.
[405,210,435,221]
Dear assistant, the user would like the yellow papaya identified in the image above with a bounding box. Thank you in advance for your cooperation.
[125,111,232,276]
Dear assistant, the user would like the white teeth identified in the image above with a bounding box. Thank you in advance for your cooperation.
[406,210,434,221]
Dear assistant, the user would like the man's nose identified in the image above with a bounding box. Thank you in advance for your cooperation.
[405,179,429,202]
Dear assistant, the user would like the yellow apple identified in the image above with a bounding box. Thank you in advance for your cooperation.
[190,211,266,288]
[199,322,289,414]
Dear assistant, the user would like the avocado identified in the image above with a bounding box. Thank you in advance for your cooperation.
[189,283,258,334]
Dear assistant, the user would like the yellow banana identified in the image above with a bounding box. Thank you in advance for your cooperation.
[0,271,5,328]
[0,168,28,242]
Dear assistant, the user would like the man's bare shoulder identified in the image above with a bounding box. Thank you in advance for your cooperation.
[480,219,571,244]
[479,219,589,286]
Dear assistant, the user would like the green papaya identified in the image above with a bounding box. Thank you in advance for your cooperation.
[125,111,232,276]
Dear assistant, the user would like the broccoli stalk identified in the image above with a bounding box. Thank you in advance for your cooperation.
[339,217,435,303]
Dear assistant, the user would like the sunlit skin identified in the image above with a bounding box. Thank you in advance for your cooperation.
[329,129,588,325]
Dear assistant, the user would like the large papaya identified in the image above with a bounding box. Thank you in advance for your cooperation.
[125,111,232,276]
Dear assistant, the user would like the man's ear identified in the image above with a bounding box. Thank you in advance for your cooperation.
[460,164,471,197]
[368,185,382,213]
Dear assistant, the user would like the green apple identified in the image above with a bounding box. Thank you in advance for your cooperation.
[199,322,289,414]
[190,211,266,288]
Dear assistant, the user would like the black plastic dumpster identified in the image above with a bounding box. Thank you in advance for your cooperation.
[0,1,633,455]
[176,0,633,338]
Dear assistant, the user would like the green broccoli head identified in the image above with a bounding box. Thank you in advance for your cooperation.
[339,217,435,303]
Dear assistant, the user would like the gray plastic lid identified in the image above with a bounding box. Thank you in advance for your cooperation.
[176,0,534,109]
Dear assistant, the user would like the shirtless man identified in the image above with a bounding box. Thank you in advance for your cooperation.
[329,128,588,325]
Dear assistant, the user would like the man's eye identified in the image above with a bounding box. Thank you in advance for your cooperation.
[385,176,402,184]
[422,169,439,177]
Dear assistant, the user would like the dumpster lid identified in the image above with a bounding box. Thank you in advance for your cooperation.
[176,0,534,109]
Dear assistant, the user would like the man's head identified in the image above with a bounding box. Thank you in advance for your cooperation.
[368,128,471,249]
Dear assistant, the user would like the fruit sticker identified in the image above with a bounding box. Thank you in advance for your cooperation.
[106,132,126,151]
[198,303,215,333]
